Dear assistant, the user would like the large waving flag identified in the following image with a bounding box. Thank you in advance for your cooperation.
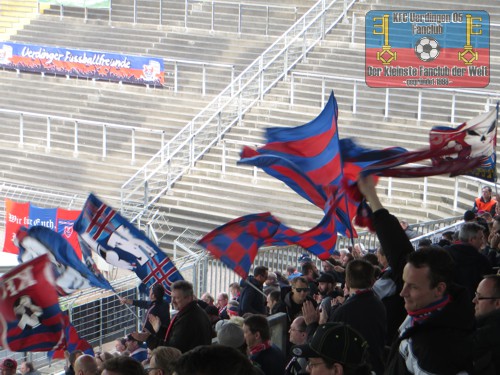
[74,194,184,301]
[430,105,498,182]
[15,226,113,296]
[0,254,66,352]
[239,91,357,238]
[198,187,340,279]
[48,314,94,359]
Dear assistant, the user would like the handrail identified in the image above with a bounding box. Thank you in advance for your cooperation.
[120,0,358,218]
[0,108,165,163]
[290,71,500,121]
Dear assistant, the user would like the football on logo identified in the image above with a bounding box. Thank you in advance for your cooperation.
[414,37,440,62]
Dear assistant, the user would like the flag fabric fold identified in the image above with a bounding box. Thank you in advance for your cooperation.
[15,225,113,296]
[48,314,94,359]
[0,254,66,352]
[74,194,183,301]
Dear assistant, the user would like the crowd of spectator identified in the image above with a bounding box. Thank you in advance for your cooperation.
[4,181,500,375]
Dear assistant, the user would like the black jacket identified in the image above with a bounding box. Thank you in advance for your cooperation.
[372,208,413,345]
[239,276,266,315]
[473,309,500,375]
[385,285,475,375]
[330,290,387,375]
[147,301,212,353]
[132,298,170,334]
[446,242,492,301]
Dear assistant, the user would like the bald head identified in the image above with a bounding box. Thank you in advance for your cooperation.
[75,354,98,375]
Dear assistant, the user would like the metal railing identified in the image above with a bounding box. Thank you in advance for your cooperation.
[120,0,358,220]
[0,108,165,164]
[184,0,298,35]
[290,71,500,122]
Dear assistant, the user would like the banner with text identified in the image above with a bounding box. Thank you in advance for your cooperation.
[38,0,110,9]
[365,10,490,88]
[3,199,82,258]
[0,42,164,86]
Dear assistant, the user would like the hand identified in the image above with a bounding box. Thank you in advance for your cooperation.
[490,232,500,249]
[302,300,319,325]
[118,297,130,305]
[357,175,383,211]
[313,293,323,304]
[149,314,161,333]
[333,265,345,273]
[319,305,328,325]
[131,331,150,342]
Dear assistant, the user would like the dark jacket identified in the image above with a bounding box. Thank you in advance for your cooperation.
[446,242,492,301]
[239,276,266,315]
[132,298,170,334]
[276,292,317,326]
[385,285,475,375]
[473,309,500,375]
[372,208,413,345]
[147,301,212,353]
[330,290,387,375]
[250,344,286,375]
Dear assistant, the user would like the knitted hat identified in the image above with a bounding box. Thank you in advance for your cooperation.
[217,322,245,348]
[292,323,369,367]
[0,359,17,371]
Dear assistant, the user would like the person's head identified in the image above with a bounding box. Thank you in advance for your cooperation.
[227,300,239,317]
[400,247,455,313]
[217,321,245,350]
[74,354,98,375]
[459,222,485,250]
[150,283,165,302]
[243,314,270,348]
[289,316,307,345]
[482,186,492,201]
[267,290,281,311]
[253,266,269,286]
[473,274,500,319]
[463,210,477,222]
[292,322,371,375]
[95,352,114,370]
[417,239,432,249]
[205,305,221,324]
[216,293,229,308]
[351,243,366,259]
[101,356,144,375]
[345,260,375,290]
[149,346,182,375]
[301,262,319,279]
[70,351,84,367]
[265,272,278,286]
[229,282,241,298]
[125,334,142,352]
[400,220,409,230]
[291,276,310,304]
[286,265,297,276]
[0,359,17,375]
[173,345,257,375]
[171,280,194,311]
[316,273,335,297]
[298,253,313,265]
[201,292,214,306]
[20,362,34,375]
[115,338,127,353]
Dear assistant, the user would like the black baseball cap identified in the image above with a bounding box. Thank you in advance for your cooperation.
[316,272,336,284]
[291,323,369,367]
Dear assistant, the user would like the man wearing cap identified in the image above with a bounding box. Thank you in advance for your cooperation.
[358,176,475,374]
[125,334,148,362]
[315,272,341,321]
[292,322,372,375]
[0,359,17,375]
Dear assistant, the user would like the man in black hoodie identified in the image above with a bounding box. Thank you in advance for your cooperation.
[358,176,475,375]
[239,266,268,315]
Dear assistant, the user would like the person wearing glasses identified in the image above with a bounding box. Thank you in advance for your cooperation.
[357,175,475,375]
[472,274,500,374]
[277,276,317,326]
[285,316,308,375]
[292,322,372,375]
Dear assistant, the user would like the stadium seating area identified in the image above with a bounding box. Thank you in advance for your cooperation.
[0,0,499,251]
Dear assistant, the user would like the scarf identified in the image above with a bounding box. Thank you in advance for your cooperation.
[249,340,272,355]
[408,294,451,326]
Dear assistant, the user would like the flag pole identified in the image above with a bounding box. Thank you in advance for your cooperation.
[114,292,141,320]
[244,278,267,298]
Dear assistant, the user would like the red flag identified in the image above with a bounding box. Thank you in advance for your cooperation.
[3,199,29,254]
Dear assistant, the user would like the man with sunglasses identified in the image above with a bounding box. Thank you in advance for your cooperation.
[277,277,317,326]
[472,274,500,374]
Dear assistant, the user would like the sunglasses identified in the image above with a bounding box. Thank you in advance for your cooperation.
[295,288,310,293]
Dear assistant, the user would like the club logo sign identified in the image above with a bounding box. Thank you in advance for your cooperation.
[365,10,490,88]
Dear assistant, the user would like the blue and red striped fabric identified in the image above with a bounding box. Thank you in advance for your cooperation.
[239,92,357,238]
[48,314,93,359]
[198,187,340,279]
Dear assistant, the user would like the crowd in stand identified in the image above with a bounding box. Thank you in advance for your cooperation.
[3,179,500,375]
